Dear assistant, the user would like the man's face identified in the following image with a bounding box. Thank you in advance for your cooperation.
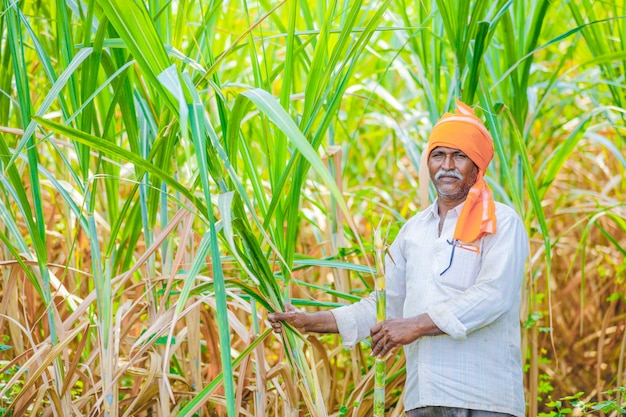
[428,146,479,201]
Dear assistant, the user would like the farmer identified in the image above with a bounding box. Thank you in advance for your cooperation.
[268,101,529,417]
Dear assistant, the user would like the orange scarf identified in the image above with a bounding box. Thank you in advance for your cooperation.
[426,100,496,243]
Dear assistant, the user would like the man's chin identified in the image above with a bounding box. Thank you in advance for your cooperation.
[435,187,470,201]
[434,184,458,195]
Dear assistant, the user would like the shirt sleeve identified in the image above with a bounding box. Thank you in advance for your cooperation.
[330,293,376,349]
[426,209,529,339]
[331,222,409,349]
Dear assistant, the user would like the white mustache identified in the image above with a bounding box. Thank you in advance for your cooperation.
[435,169,463,180]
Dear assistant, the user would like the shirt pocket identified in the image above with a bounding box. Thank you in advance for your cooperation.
[436,242,482,290]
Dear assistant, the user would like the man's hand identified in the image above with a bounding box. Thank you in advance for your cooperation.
[267,303,339,334]
[370,317,419,357]
[370,313,443,358]
[268,303,306,333]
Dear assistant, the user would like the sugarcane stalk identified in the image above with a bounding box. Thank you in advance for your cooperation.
[374,226,386,417]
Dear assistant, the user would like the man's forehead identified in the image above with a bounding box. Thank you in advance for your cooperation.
[431,146,465,153]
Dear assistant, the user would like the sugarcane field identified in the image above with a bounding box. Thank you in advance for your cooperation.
[0,0,625,416]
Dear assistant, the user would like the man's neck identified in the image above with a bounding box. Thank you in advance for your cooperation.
[437,196,466,217]
[436,197,467,236]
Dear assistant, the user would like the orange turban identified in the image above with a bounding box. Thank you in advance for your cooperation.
[427,100,496,243]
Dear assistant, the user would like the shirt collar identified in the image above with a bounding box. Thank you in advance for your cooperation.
[429,199,467,218]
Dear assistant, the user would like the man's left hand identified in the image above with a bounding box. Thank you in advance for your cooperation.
[370,317,419,358]
[370,313,444,358]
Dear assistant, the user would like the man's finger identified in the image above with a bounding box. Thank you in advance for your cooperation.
[371,338,383,357]
[268,311,288,321]
[371,327,384,343]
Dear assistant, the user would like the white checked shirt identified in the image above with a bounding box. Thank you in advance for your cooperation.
[331,200,529,416]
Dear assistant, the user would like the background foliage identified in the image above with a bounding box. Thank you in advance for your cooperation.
[0,0,624,416]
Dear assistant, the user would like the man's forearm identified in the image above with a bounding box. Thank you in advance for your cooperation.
[413,313,444,338]
[301,310,339,333]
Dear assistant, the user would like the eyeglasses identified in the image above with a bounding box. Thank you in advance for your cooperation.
[440,239,481,276]
[440,239,457,276]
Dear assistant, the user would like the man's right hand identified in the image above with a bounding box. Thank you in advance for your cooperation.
[268,303,306,333]
[267,303,339,334]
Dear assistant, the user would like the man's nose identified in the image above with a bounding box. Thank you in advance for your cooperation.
[442,155,455,170]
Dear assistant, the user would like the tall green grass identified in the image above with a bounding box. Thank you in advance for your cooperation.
[0,0,624,416]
